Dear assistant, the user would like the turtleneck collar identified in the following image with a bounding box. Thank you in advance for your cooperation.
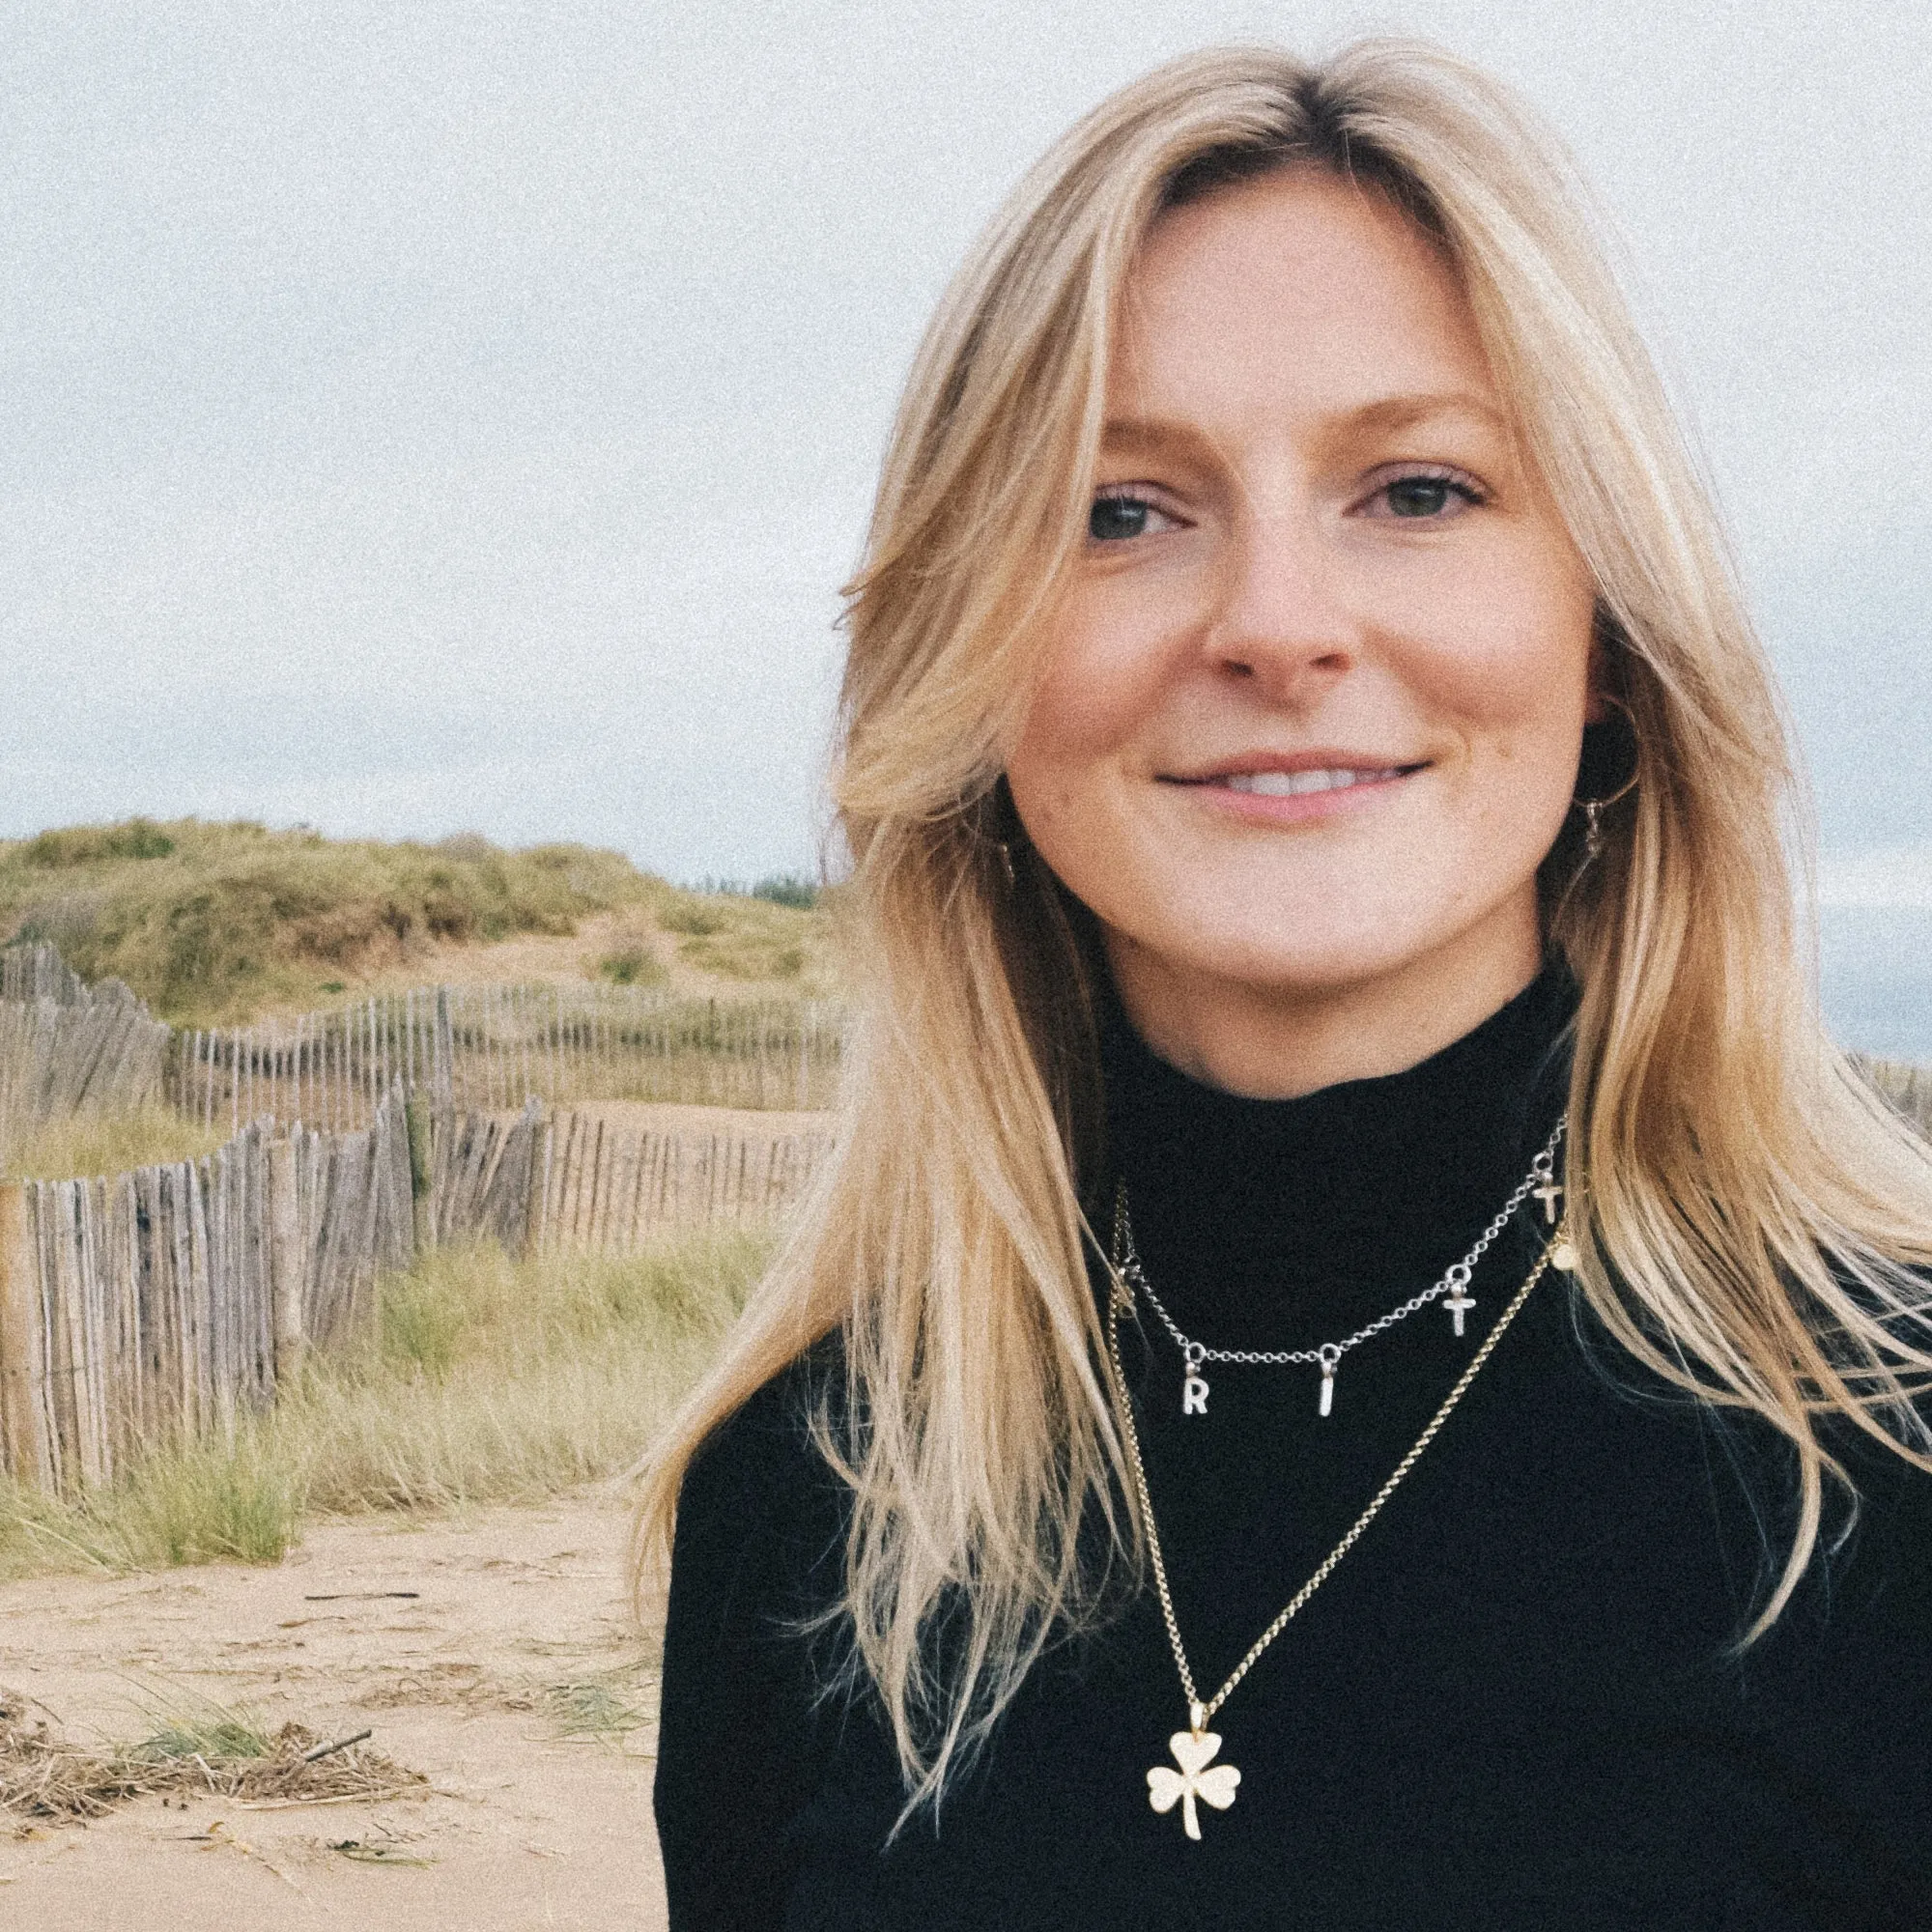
[1098,965,1577,1345]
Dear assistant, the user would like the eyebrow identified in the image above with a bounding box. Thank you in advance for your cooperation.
[1099,390,1510,453]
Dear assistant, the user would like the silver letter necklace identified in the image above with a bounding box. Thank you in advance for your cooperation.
[1111,1117,1567,1417]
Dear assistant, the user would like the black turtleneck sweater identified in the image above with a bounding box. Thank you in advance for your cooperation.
[655,975,1932,1929]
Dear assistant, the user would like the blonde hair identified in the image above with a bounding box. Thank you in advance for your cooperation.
[636,40,1932,1813]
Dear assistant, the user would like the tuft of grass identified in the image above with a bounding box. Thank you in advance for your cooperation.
[100,1430,308,1568]
[542,1666,654,1748]
[18,819,177,867]
[654,884,820,982]
[133,1693,274,1767]
[595,946,669,988]
[0,1226,770,1580]
[655,896,727,938]
[3,1103,227,1180]
[378,1265,472,1382]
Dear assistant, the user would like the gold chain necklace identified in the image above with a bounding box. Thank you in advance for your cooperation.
[1104,1225,1564,1840]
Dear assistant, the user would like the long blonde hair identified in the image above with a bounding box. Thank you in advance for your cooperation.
[637,40,1932,1813]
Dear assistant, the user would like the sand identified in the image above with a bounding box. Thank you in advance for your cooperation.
[0,1493,671,1929]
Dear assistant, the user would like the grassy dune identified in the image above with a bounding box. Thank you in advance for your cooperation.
[0,1228,766,1580]
[0,818,833,1023]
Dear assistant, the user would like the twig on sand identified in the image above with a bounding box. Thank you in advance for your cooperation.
[302,1728,373,1764]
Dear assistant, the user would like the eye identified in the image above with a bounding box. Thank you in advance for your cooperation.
[1089,491,1180,543]
[1363,468,1488,521]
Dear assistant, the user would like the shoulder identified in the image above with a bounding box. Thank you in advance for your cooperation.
[669,1332,850,1609]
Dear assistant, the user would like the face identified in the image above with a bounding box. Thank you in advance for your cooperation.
[1004,169,1599,1085]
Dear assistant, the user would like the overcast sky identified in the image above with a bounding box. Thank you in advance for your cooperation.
[4,3,1929,959]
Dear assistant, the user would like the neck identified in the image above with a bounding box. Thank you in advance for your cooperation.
[1098,963,1576,1340]
[1102,918,1544,1100]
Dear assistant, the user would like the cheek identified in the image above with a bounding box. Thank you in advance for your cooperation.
[1399,557,1595,753]
[1008,592,1173,799]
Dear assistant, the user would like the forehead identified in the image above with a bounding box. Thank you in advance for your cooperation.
[1111,170,1499,428]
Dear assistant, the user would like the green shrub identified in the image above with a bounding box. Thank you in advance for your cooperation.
[596,946,668,987]
[19,818,178,867]
[750,874,819,910]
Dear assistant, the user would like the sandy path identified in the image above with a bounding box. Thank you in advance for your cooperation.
[0,1494,670,1929]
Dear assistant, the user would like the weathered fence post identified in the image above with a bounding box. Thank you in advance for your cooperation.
[0,1180,53,1491]
[432,987,455,1112]
[404,1092,434,1252]
[268,1137,304,1385]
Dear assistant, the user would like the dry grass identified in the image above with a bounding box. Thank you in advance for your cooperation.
[0,820,657,1024]
[0,1227,767,1581]
[650,883,822,983]
[0,1689,424,1821]
[0,819,841,1021]
[3,1102,228,1180]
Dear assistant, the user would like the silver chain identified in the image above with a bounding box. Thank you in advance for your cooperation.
[1112,1115,1566,1390]
[1104,1236,1557,1731]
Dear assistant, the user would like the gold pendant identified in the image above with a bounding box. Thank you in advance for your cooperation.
[1550,1228,1578,1272]
[1147,1721,1240,1840]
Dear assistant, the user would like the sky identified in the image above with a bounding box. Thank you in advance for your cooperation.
[4,1,1930,1041]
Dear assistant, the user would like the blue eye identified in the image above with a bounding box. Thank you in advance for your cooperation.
[1387,477,1453,517]
[1378,471,1484,519]
[1090,494,1151,541]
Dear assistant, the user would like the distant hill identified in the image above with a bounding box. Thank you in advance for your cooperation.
[0,819,834,1025]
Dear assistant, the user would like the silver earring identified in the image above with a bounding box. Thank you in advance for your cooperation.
[996,840,1016,887]
[1573,773,1635,869]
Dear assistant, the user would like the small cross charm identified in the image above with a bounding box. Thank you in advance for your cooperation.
[1444,1286,1476,1337]
[1532,1179,1564,1225]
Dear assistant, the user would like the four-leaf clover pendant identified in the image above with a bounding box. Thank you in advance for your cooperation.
[1147,1725,1241,1840]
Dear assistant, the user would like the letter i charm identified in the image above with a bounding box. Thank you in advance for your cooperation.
[1181,1343,1210,1416]
[1317,1344,1340,1417]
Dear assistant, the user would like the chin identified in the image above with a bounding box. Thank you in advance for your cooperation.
[1144,923,1441,996]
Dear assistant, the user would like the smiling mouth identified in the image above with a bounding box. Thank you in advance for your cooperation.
[1174,764,1424,796]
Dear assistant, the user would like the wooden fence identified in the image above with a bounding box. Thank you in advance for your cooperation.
[535,1110,829,1251]
[0,1098,413,1492]
[0,947,172,1160]
[414,1102,831,1255]
[170,982,846,1133]
[1,942,90,1007]
[0,1093,827,1493]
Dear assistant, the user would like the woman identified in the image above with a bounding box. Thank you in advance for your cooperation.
[641,42,1932,1929]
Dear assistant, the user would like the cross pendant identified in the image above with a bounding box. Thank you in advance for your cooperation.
[1445,1288,1476,1337]
[1532,1179,1564,1225]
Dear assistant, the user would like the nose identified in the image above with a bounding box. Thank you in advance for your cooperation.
[1201,508,1359,703]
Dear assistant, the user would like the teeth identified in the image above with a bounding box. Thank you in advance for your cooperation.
[1221,768,1401,796]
